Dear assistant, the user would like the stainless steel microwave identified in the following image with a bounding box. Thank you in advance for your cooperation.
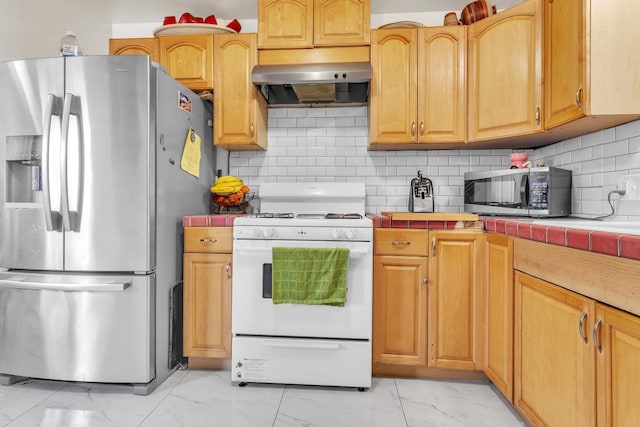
[464,167,572,217]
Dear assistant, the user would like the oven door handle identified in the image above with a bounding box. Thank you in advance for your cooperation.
[234,248,371,256]
[265,341,341,351]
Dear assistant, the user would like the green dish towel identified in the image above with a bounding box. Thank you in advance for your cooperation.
[272,247,349,307]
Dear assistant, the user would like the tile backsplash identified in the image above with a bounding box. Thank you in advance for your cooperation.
[229,107,640,220]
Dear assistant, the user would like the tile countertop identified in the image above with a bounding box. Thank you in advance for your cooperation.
[183,214,244,227]
[181,214,640,261]
[483,217,640,262]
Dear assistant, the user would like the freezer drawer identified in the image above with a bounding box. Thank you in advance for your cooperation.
[0,272,154,383]
[232,336,372,388]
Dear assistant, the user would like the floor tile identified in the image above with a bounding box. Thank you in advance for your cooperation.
[274,377,407,427]
[0,379,66,426]
[396,378,525,427]
[140,370,284,427]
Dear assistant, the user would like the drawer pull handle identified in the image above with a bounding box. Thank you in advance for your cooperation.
[578,311,588,344]
[391,241,411,246]
[199,238,218,244]
[226,262,231,279]
[593,319,603,353]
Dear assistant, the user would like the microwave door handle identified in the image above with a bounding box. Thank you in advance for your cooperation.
[520,173,530,209]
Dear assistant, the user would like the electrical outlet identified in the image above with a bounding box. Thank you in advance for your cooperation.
[618,174,640,201]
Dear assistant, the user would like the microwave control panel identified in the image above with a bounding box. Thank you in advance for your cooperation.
[529,172,549,209]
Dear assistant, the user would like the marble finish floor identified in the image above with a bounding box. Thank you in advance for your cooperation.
[0,369,527,427]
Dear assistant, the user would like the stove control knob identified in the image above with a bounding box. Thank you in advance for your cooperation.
[346,229,357,239]
[264,228,275,238]
[250,228,263,238]
[331,229,343,239]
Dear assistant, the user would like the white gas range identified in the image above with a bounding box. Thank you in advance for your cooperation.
[231,182,373,390]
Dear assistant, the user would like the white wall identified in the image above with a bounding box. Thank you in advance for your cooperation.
[228,107,640,220]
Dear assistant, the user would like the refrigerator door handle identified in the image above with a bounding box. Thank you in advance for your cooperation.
[42,93,63,231]
[60,93,83,232]
[0,277,131,292]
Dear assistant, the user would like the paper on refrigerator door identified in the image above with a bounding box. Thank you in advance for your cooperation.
[180,128,201,177]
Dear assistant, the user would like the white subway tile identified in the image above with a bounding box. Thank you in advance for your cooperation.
[615,152,640,171]
[616,120,640,140]
[571,147,593,163]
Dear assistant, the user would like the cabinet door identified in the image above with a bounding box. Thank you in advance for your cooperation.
[595,303,640,427]
[428,231,484,371]
[158,35,214,91]
[543,0,585,128]
[314,0,370,47]
[514,272,596,427]
[467,0,543,142]
[373,255,428,367]
[369,28,418,146]
[484,233,514,402]
[109,38,159,63]
[183,253,232,358]
[258,0,313,49]
[418,26,466,143]
[213,33,267,151]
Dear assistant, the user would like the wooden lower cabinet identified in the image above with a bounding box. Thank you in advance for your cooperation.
[595,303,640,427]
[183,227,232,359]
[484,233,514,402]
[428,230,484,371]
[515,270,640,426]
[514,271,596,427]
[372,228,486,380]
[373,255,428,367]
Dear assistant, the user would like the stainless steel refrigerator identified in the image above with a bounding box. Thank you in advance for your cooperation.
[0,55,216,394]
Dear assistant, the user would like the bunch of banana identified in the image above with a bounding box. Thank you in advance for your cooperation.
[210,175,245,195]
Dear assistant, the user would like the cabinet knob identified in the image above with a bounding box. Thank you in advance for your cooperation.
[422,278,428,285]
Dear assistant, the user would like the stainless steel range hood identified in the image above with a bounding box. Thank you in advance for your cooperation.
[252,62,371,107]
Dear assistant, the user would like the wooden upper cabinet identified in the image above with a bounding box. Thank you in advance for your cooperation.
[258,0,314,49]
[214,33,267,151]
[370,26,465,149]
[418,26,466,144]
[313,0,370,46]
[370,28,418,146]
[543,0,584,128]
[544,0,640,131]
[109,38,159,63]
[467,0,543,142]
[258,0,370,49]
[158,35,214,91]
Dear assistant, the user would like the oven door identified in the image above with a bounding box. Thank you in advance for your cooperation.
[232,239,372,340]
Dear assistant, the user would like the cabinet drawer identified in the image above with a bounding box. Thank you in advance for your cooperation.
[184,227,233,253]
[374,229,428,256]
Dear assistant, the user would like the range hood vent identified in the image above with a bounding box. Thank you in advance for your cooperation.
[252,62,371,107]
